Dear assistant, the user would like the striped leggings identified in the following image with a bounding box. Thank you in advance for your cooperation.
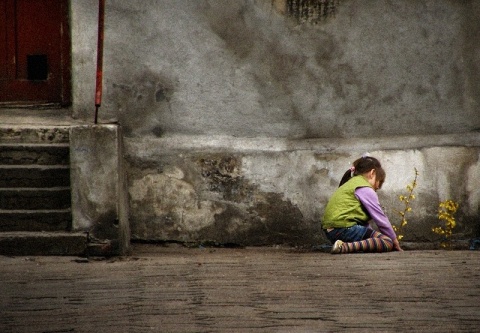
[341,230,394,253]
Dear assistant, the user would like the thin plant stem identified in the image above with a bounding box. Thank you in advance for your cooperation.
[393,168,418,241]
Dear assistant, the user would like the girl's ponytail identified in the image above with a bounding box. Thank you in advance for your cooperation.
[339,168,354,187]
[338,156,384,187]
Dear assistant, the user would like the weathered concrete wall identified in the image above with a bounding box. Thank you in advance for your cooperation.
[125,133,480,245]
[72,0,480,137]
[70,0,99,122]
[70,125,130,254]
[69,1,480,246]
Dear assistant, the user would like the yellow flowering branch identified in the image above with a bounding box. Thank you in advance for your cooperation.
[393,168,418,241]
[432,200,459,248]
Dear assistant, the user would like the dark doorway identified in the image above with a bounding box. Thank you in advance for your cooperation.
[0,0,71,106]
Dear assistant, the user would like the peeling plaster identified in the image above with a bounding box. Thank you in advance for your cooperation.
[130,173,223,233]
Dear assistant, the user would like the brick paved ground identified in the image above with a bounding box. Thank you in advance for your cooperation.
[1,244,479,333]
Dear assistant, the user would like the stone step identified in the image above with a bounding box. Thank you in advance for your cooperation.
[0,126,70,144]
[0,187,71,210]
[0,165,70,187]
[0,126,78,256]
[0,209,71,232]
[0,143,70,165]
[0,231,86,256]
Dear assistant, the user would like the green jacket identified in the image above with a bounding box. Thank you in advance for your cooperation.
[322,175,372,229]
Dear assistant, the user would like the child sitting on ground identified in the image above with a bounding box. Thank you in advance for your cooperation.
[322,156,402,254]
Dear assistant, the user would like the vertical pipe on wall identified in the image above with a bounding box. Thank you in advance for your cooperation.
[94,0,105,124]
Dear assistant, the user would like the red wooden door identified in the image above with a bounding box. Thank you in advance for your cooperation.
[0,0,71,106]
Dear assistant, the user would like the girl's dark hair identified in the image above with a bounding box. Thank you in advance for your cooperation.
[338,156,386,187]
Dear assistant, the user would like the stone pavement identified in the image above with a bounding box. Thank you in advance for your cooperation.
[1,244,479,333]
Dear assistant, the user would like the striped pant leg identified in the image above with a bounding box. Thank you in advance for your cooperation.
[342,230,394,253]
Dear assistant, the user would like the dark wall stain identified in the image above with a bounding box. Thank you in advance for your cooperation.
[198,155,253,202]
[110,70,176,137]
[247,192,311,246]
[195,154,319,246]
[129,153,325,246]
[200,192,317,247]
[204,3,255,60]
[91,210,119,240]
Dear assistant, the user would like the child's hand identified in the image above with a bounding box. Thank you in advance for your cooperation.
[393,238,403,252]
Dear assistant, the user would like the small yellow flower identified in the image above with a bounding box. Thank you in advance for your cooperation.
[433,199,459,248]
[393,168,418,242]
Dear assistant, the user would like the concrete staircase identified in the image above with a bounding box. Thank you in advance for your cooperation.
[0,127,87,256]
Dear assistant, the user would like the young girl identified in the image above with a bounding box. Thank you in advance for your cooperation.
[322,156,403,254]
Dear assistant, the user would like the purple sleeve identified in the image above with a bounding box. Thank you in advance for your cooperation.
[354,187,397,240]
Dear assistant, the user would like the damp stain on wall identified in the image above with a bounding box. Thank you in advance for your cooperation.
[196,154,312,245]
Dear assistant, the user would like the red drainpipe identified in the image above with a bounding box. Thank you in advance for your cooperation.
[94,0,105,124]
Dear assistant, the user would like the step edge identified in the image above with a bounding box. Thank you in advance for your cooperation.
[0,187,71,191]
[0,208,72,214]
[0,143,70,147]
[0,165,69,169]
[0,231,86,237]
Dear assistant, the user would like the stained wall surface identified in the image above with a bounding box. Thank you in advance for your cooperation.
[70,0,480,245]
[125,134,479,245]
[73,0,480,137]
